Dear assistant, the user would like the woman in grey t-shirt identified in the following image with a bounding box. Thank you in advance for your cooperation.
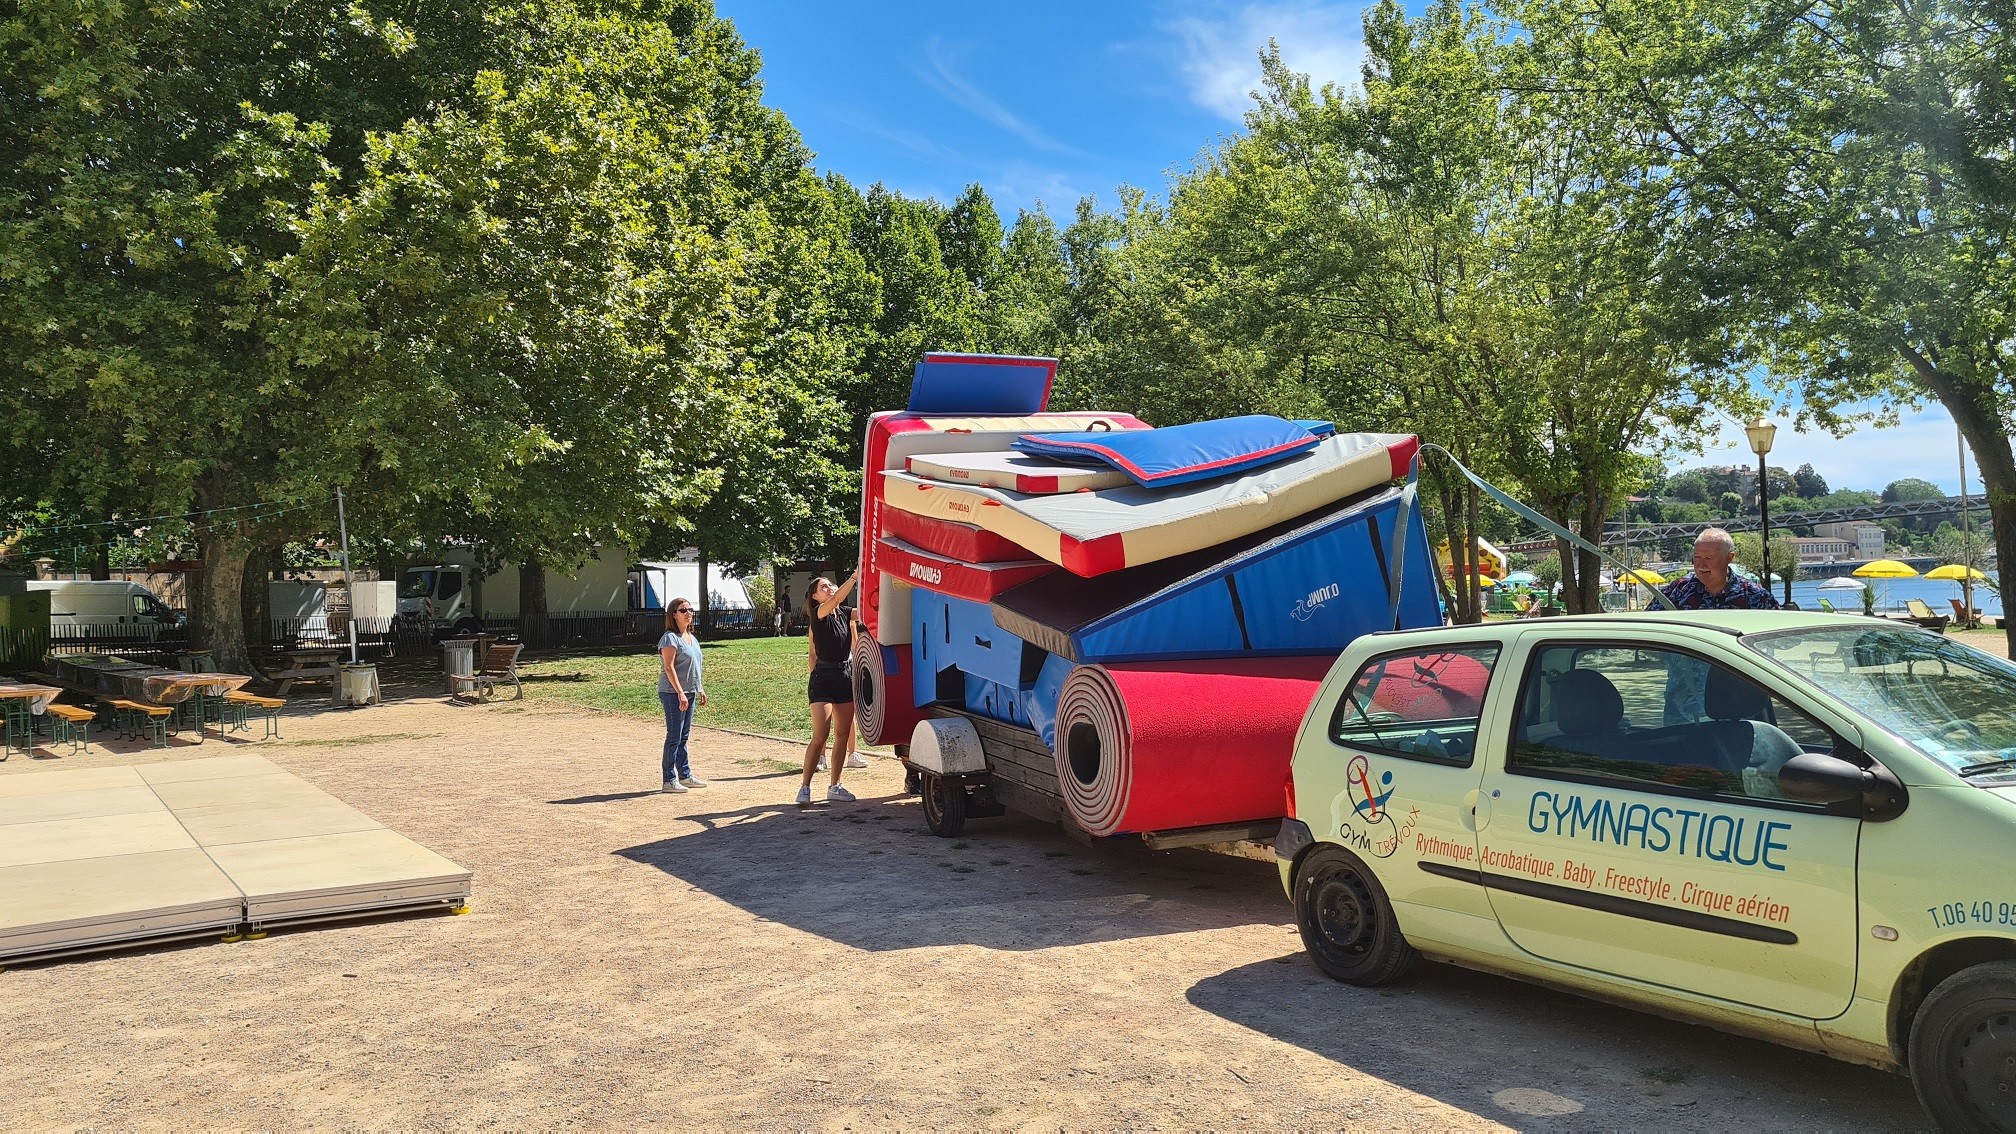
[658,599,707,792]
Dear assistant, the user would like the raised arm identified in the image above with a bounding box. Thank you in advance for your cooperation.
[814,569,858,620]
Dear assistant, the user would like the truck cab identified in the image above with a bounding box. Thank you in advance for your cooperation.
[397,565,478,635]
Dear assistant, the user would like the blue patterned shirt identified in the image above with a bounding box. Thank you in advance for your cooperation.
[1660,572,1781,611]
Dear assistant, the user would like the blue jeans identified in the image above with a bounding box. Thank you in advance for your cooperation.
[659,689,695,782]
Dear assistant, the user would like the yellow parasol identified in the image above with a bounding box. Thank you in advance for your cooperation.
[1852,559,1920,579]
[1924,563,1988,581]
[1616,568,1666,586]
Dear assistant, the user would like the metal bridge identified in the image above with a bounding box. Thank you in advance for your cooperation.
[1501,495,1984,555]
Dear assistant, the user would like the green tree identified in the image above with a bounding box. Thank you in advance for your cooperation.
[1519,0,2016,649]
[1793,464,1829,499]
[0,1,865,667]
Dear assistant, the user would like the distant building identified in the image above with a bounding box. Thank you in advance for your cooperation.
[1790,535,1856,563]
[1816,522,1886,559]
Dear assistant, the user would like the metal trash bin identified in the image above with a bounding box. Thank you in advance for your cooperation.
[441,639,478,695]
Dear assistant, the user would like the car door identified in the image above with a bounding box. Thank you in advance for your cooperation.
[1471,630,1861,1020]
[1305,640,1505,930]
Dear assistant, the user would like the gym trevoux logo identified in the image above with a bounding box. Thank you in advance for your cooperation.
[1290,581,1341,622]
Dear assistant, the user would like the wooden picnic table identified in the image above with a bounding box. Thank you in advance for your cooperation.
[0,683,67,758]
[0,683,64,714]
[267,649,342,696]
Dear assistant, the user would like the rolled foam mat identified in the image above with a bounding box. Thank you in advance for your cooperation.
[853,634,925,747]
[1053,657,1333,836]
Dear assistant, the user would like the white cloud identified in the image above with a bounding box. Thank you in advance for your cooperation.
[917,40,1085,156]
[1698,405,1979,497]
[1162,1,1367,120]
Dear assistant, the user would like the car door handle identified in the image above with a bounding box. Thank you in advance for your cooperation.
[1463,789,1493,832]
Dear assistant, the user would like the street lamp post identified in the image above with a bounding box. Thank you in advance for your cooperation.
[1746,417,1781,604]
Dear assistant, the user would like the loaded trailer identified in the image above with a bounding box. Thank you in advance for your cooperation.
[850,353,1447,855]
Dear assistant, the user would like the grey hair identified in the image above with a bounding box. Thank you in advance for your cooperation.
[1695,527,1736,555]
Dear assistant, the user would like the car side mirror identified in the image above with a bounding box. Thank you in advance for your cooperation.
[1778,752,1909,821]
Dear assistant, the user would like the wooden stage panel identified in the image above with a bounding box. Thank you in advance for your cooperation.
[0,756,472,964]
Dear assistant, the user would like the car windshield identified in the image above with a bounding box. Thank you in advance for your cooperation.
[401,570,437,599]
[1744,624,2016,777]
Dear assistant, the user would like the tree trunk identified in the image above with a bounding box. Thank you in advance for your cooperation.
[1569,493,1607,614]
[1464,481,1485,624]
[192,530,254,674]
[240,546,280,651]
[88,541,110,581]
[519,556,548,647]
[697,546,711,636]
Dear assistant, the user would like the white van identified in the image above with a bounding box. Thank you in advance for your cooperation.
[27,580,183,627]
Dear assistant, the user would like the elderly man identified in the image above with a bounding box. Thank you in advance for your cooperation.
[1661,528,1780,611]
[1660,528,1778,725]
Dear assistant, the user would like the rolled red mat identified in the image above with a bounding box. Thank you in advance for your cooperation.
[1053,657,1333,837]
[853,634,925,747]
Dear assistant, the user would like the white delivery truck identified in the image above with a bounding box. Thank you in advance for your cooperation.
[28,580,183,628]
[396,547,631,636]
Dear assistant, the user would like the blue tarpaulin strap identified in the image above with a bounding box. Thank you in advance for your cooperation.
[1387,442,1675,628]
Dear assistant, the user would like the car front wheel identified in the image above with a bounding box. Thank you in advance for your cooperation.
[1294,846,1416,986]
[1909,959,2016,1132]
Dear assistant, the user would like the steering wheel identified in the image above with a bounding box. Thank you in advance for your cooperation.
[1931,720,1984,747]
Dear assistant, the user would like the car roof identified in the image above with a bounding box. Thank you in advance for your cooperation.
[1379,609,1864,640]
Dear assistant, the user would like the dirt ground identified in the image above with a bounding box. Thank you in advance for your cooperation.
[0,685,1930,1129]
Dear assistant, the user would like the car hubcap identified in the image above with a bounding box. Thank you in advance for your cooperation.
[1314,872,1375,958]
[1955,1010,2016,1126]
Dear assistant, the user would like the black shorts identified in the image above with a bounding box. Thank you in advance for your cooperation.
[808,664,853,705]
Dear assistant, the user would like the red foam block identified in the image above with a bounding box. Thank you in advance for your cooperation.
[882,507,1037,565]
[878,538,1056,603]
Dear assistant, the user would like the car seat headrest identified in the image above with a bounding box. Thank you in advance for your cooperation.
[1554,669,1624,735]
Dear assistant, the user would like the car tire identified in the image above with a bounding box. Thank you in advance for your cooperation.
[1909,960,2016,1132]
[1294,846,1416,986]
[453,618,481,636]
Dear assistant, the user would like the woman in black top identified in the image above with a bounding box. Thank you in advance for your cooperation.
[797,569,859,805]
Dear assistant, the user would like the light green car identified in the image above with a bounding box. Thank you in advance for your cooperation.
[1277,611,2016,1131]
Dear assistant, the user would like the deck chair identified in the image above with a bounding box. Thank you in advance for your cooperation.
[1903,599,1951,633]
[1949,598,1983,630]
[1817,597,1837,613]
[473,643,525,700]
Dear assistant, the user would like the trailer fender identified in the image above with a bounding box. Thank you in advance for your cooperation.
[909,718,987,776]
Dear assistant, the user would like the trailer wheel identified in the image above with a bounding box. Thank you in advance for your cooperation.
[920,772,967,837]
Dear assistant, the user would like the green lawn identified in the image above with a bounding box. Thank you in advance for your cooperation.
[516,636,891,748]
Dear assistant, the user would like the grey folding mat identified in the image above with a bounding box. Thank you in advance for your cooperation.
[0,756,471,963]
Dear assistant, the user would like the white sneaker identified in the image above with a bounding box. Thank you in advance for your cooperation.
[661,779,688,794]
[844,753,868,769]
[826,784,856,803]
[795,786,812,806]
[681,776,709,788]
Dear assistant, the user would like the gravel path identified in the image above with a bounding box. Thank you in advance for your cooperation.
[0,692,1927,1128]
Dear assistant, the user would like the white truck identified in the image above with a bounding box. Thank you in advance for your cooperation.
[28,580,183,628]
[396,547,631,636]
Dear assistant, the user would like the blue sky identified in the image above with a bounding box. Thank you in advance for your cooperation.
[717,2,1969,497]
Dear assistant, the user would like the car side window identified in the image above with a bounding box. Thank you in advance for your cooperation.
[1330,644,1499,766]
[1511,643,1840,804]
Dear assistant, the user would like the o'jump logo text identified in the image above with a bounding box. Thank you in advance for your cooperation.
[1291,582,1341,622]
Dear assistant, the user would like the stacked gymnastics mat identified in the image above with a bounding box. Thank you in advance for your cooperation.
[856,353,1442,836]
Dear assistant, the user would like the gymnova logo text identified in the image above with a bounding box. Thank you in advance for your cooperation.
[908,563,943,585]
[1291,582,1341,622]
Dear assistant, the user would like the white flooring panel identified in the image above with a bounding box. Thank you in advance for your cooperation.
[0,811,194,870]
[0,849,244,958]
[0,755,471,962]
[209,829,473,922]
[0,784,166,827]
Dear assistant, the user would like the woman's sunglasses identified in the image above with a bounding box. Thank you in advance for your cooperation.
[674,608,694,615]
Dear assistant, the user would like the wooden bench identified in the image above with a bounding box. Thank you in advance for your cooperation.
[224,691,286,739]
[43,703,95,756]
[102,699,175,748]
[472,643,524,701]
